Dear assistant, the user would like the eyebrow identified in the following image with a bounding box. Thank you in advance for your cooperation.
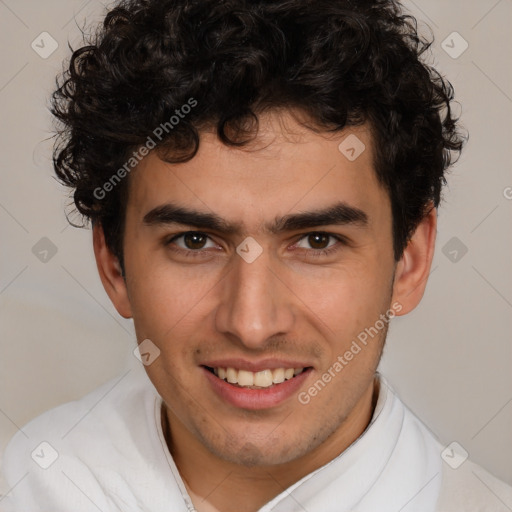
[142,201,369,235]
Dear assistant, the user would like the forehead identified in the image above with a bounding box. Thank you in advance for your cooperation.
[125,111,389,231]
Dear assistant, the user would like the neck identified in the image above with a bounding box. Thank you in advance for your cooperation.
[162,377,379,512]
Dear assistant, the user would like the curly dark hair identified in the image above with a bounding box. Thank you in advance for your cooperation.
[52,0,465,274]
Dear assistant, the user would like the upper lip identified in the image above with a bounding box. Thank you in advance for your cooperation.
[201,358,313,372]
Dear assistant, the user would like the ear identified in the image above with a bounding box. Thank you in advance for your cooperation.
[92,222,133,319]
[391,204,437,316]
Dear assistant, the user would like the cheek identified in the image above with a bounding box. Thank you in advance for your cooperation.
[127,240,222,308]
[126,258,220,343]
[291,259,393,349]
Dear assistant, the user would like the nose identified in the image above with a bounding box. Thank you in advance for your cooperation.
[214,248,295,350]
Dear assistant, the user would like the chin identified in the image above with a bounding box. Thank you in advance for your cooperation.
[203,431,311,468]
[221,444,296,467]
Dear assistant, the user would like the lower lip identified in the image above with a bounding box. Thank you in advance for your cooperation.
[202,367,312,410]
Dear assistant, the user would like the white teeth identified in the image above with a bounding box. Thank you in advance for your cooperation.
[226,367,238,384]
[254,370,273,387]
[272,368,285,383]
[237,370,254,386]
[212,366,305,388]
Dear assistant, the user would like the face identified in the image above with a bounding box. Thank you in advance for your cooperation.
[95,110,435,468]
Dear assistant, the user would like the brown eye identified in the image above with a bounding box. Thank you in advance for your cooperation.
[294,232,344,255]
[168,232,216,252]
[182,232,209,250]
[306,233,331,250]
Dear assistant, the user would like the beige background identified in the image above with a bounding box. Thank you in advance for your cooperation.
[1,0,511,495]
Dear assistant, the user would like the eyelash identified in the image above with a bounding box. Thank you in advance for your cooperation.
[164,231,347,259]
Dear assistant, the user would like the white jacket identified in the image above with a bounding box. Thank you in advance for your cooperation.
[1,367,511,511]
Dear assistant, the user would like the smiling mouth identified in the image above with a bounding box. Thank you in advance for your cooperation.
[203,366,312,389]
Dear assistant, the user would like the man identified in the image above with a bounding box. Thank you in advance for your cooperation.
[1,0,511,510]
